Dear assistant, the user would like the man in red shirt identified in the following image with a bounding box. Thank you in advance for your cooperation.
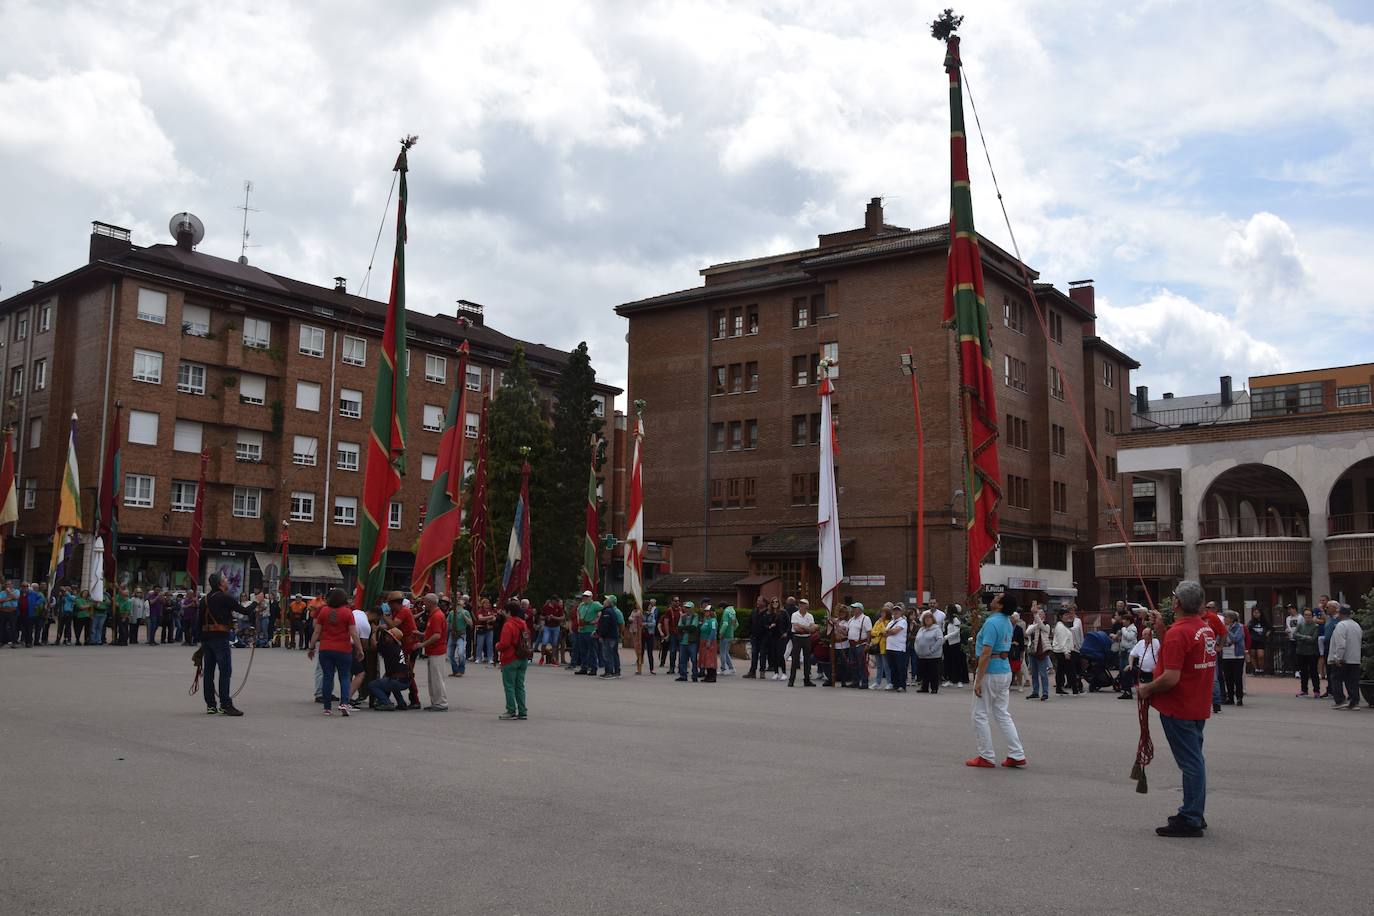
[382,592,421,709]
[1138,580,1216,838]
[413,593,449,711]
[1202,601,1229,714]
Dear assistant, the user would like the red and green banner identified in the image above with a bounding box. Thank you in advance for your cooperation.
[623,402,645,609]
[410,341,470,594]
[467,403,490,597]
[941,33,1001,598]
[498,458,532,605]
[186,447,208,590]
[355,138,415,614]
[279,520,290,601]
[581,451,598,595]
[0,427,17,540]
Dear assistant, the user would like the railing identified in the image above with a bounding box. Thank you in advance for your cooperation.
[1327,513,1374,535]
[1199,516,1307,539]
[1197,539,1310,577]
[1130,521,1182,541]
[1131,402,1250,429]
[1093,542,1185,579]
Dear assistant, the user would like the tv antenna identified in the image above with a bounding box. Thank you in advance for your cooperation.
[234,180,260,264]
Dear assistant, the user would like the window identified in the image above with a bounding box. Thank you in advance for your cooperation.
[333,496,357,526]
[1003,355,1027,392]
[726,477,742,508]
[1005,414,1029,450]
[712,310,726,339]
[1003,296,1026,334]
[176,361,206,395]
[238,373,266,405]
[236,429,263,463]
[789,474,807,506]
[174,420,202,453]
[1052,480,1068,514]
[22,478,36,510]
[299,325,326,357]
[128,410,159,446]
[1047,310,1063,343]
[593,396,606,418]
[466,367,482,391]
[8,367,20,397]
[465,411,479,438]
[710,479,725,509]
[27,416,41,450]
[711,365,726,396]
[136,288,167,324]
[1104,408,1116,434]
[1337,385,1370,407]
[792,297,809,329]
[712,423,726,452]
[338,388,362,418]
[811,291,828,320]
[744,419,758,449]
[1051,424,1066,456]
[336,442,360,471]
[31,358,46,392]
[132,349,162,384]
[1252,382,1324,417]
[405,350,412,378]
[1038,540,1068,570]
[182,303,210,336]
[421,454,437,481]
[389,501,402,530]
[242,316,271,349]
[792,355,811,387]
[792,415,808,446]
[745,361,759,392]
[124,474,154,508]
[742,477,757,508]
[1049,366,1065,400]
[233,486,262,518]
[729,363,743,394]
[171,480,197,513]
[290,491,315,522]
[821,341,838,377]
[424,354,446,383]
[999,535,1034,567]
[14,311,28,341]
[747,306,759,335]
[1102,361,1115,388]
[730,307,743,337]
[292,435,318,466]
[295,380,321,412]
[423,404,444,432]
[728,421,742,451]
[1106,455,1118,481]
[1006,474,1030,510]
[38,303,51,333]
[342,335,367,367]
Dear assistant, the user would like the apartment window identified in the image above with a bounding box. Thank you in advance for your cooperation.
[466,367,482,391]
[790,474,810,506]
[1049,366,1065,400]
[728,363,743,394]
[424,354,446,383]
[421,454,437,481]
[132,349,162,384]
[422,404,444,432]
[1337,385,1370,407]
[730,307,743,337]
[236,430,263,463]
[338,388,362,418]
[1051,480,1068,514]
[182,303,210,337]
[712,365,726,396]
[171,480,197,513]
[336,441,360,471]
[465,411,479,438]
[742,477,757,508]
[712,423,726,452]
[174,420,203,453]
[999,535,1034,567]
[1106,455,1118,481]
[1006,474,1030,510]
[1003,296,1026,334]
[342,335,367,367]
[1104,408,1116,434]
[389,501,403,530]
[27,416,42,450]
[32,358,46,392]
[296,380,321,412]
[745,361,759,392]
[726,477,742,508]
[746,306,759,335]
[1005,414,1029,450]
[333,496,357,526]
[290,491,315,522]
[1252,383,1324,417]
[811,291,828,319]
[1102,361,1115,388]
[792,354,811,387]
[713,310,727,340]
[792,415,808,447]
[238,373,266,405]
[1003,355,1027,392]
[791,297,809,329]
[136,288,167,324]
[710,479,725,509]
[728,421,742,451]
[292,435,317,466]
[22,478,36,510]
[1039,540,1068,571]
[127,410,159,446]
[809,412,823,445]
[38,303,51,333]
[1051,424,1066,457]
[299,325,326,357]
[124,474,154,508]
[232,486,261,518]
[810,471,821,505]
[744,419,758,450]
[1047,310,1063,343]
[8,367,21,397]
[242,317,271,349]
[175,361,206,395]
[14,311,28,341]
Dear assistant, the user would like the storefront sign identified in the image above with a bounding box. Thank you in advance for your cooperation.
[335,554,357,566]
[846,575,886,587]
[1006,577,1047,591]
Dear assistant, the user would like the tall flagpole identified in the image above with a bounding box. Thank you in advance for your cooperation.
[623,400,646,611]
[900,349,925,603]
[816,360,843,611]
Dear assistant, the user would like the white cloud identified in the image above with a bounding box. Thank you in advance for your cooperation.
[1221,212,1311,324]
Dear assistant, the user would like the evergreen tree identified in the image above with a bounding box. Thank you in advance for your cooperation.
[539,342,603,599]
[485,346,553,597]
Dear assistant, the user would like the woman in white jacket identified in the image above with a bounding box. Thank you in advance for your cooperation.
[1051,609,1078,696]
[1024,607,1053,701]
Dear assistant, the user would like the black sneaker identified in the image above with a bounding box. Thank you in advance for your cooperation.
[219,705,244,717]
[1155,822,1203,838]
[205,706,219,715]
[498,712,518,720]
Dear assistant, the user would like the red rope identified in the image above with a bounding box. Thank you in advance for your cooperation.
[1132,694,1154,793]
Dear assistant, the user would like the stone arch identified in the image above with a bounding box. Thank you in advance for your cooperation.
[1327,455,1374,534]
[1199,464,1308,539]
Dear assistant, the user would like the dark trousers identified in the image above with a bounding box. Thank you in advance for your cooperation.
[58,616,74,642]
[114,619,130,645]
[747,637,767,674]
[788,640,813,684]
[1297,655,1319,694]
[916,656,940,692]
[944,643,969,684]
[160,616,175,643]
[147,617,160,644]
[74,618,90,643]
[0,613,15,644]
[662,635,678,671]
[1220,657,1245,702]
[17,617,34,646]
[1330,663,1361,707]
[368,676,409,706]
[848,646,869,687]
[201,639,233,709]
[887,649,908,690]
[834,645,850,684]
[575,632,597,674]
[768,636,786,673]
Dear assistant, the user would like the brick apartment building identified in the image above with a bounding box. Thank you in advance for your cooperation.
[616,199,1137,610]
[0,219,619,594]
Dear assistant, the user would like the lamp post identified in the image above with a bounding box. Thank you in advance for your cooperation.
[899,348,925,604]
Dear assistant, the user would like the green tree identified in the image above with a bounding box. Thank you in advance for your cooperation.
[539,341,604,600]
[485,346,553,597]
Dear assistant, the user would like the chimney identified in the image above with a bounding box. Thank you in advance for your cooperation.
[456,299,485,327]
[333,277,347,293]
[1068,279,1095,314]
[864,197,884,232]
[89,221,133,263]
[1220,375,1233,406]
[1135,385,1149,414]
[31,280,42,288]
[1162,392,1174,400]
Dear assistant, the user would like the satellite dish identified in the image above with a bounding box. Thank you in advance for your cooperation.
[169,212,205,248]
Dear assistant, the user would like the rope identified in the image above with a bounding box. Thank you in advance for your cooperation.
[358,171,399,298]
[1131,693,1154,792]
[959,63,1158,616]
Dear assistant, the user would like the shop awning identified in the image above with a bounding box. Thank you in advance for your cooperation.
[255,552,345,585]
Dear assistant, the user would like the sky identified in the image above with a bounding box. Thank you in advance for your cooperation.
[1,0,1372,399]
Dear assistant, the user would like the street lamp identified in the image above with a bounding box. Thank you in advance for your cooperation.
[899,348,925,604]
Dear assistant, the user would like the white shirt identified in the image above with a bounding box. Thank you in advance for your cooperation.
[945,617,961,645]
[1129,638,1159,673]
[833,617,849,649]
[846,612,872,643]
[1285,614,1302,638]
[790,611,815,636]
[352,609,371,640]
[1071,618,1084,651]
[884,615,908,652]
[931,609,946,629]
[1051,621,1075,654]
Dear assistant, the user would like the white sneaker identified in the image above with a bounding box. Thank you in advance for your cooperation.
[885,685,894,691]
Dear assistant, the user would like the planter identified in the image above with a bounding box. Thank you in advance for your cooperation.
[1360,681,1374,708]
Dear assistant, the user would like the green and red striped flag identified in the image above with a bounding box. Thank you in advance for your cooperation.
[410,341,470,594]
[467,402,490,597]
[355,137,415,614]
[940,31,1001,598]
[581,450,597,595]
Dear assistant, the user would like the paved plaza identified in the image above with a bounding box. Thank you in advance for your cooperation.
[1,645,1371,915]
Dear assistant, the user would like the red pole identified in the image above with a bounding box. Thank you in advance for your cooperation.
[906,347,925,605]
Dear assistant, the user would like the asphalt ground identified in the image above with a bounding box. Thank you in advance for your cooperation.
[1,642,1371,916]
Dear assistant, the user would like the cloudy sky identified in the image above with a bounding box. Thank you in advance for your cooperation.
[2,0,1371,398]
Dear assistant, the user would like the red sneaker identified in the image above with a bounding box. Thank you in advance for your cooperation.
[964,756,996,768]
[1001,757,1027,768]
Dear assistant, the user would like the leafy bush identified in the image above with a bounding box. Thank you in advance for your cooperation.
[1359,589,1374,681]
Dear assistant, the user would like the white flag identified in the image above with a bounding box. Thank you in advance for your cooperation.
[817,372,843,611]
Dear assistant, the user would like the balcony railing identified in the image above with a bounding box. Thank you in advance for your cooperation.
[1328,512,1374,536]
[1093,542,1185,579]
[1197,538,1310,577]
[1131,402,1250,429]
[1199,516,1307,539]
[1130,521,1182,542]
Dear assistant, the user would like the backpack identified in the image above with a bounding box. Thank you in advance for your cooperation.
[515,623,534,661]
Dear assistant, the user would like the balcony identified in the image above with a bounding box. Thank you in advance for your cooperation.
[1093,541,1184,579]
[1130,521,1182,542]
[1196,538,1311,577]
[1327,512,1374,574]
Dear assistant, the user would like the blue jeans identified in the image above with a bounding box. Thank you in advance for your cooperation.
[1028,655,1051,696]
[474,629,494,664]
[678,642,698,679]
[447,632,466,675]
[872,653,889,687]
[1158,715,1207,827]
[849,646,869,687]
[719,638,734,671]
[318,649,352,710]
[887,649,908,690]
[1212,661,1222,705]
[201,638,232,709]
[92,613,107,644]
[600,637,621,675]
[575,632,597,673]
[368,676,409,707]
[172,617,183,642]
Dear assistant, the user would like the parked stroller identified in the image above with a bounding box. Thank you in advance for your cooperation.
[1079,630,1121,693]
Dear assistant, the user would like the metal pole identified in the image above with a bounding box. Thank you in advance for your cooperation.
[904,348,926,604]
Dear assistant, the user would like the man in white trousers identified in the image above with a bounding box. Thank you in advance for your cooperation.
[966,593,1027,769]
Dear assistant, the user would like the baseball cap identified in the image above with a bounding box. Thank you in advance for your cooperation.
[581,590,593,597]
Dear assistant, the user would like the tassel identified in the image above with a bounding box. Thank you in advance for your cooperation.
[1135,771,1148,794]
[1130,761,1142,782]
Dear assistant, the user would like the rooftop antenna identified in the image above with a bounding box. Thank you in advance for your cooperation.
[234,180,260,265]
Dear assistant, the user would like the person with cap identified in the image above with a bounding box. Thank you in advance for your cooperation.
[675,602,701,682]
[718,602,738,675]
[412,593,449,711]
[473,596,498,666]
[368,626,413,710]
[697,601,720,683]
[198,573,244,716]
[845,601,872,689]
[448,594,473,677]
[827,604,850,686]
[787,599,817,687]
[966,592,1026,769]
[885,602,909,692]
[1326,601,1363,710]
[597,594,625,679]
[381,591,422,709]
[575,590,603,676]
